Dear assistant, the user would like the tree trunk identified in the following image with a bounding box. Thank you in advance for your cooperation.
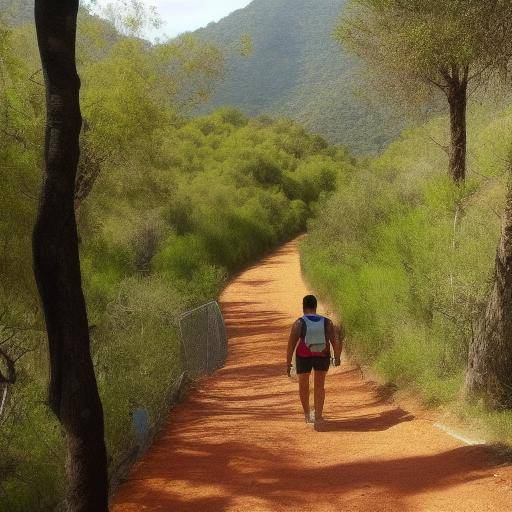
[465,184,512,409]
[32,2,109,510]
[448,80,467,184]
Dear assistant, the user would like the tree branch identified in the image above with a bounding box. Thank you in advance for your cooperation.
[428,135,449,155]
[28,69,44,87]
[0,347,16,385]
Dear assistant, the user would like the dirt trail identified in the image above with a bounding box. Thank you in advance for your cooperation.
[113,238,512,512]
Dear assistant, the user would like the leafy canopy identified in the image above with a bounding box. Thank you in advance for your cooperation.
[336,0,512,95]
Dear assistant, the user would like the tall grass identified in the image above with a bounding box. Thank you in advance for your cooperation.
[302,108,512,441]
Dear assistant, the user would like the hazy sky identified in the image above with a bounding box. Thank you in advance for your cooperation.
[95,1,254,39]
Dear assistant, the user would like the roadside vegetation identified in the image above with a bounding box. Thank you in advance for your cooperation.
[0,7,352,511]
[302,0,512,444]
[302,107,512,442]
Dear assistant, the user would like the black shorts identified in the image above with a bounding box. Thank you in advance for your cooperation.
[296,355,330,374]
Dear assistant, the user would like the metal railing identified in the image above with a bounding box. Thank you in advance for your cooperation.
[179,301,228,379]
[112,301,228,490]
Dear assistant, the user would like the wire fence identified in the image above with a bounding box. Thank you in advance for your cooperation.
[179,300,228,379]
[0,300,229,502]
[111,300,228,489]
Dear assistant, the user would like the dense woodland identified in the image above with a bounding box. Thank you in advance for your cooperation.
[2,0,512,510]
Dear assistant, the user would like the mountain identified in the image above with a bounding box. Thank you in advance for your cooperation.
[0,0,399,153]
[195,0,399,153]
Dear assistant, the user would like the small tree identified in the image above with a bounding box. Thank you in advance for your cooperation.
[336,0,512,183]
[32,1,109,510]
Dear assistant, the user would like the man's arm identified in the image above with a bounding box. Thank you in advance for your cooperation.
[329,320,344,365]
[286,320,301,377]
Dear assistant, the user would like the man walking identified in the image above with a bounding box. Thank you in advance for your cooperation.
[286,295,343,423]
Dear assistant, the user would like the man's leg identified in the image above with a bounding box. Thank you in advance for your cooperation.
[298,373,310,420]
[314,370,327,420]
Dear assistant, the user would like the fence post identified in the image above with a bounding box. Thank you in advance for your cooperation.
[0,384,8,419]
[214,301,227,366]
[178,320,190,378]
[206,303,211,374]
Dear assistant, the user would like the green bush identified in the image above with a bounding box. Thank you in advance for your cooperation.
[0,18,352,506]
[302,111,510,420]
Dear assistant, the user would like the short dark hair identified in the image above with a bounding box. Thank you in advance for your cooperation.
[303,295,317,310]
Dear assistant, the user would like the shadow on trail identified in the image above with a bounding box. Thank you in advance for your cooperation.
[314,408,415,432]
[114,239,510,512]
[222,303,290,340]
[237,279,273,287]
[117,438,499,512]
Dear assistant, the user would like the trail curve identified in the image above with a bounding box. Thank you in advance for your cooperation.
[113,238,512,512]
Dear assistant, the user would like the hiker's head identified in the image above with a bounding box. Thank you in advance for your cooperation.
[303,295,317,314]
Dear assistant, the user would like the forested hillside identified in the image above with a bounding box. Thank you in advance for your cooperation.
[0,7,353,510]
[1,0,397,153]
[195,0,399,152]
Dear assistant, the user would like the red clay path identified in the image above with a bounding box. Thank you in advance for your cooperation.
[113,238,512,511]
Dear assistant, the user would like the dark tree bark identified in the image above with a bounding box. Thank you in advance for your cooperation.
[466,184,512,409]
[32,1,109,510]
[447,78,467,184]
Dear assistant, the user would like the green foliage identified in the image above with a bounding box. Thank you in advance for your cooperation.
[0,10,350,507]
[3,0,403,153]
[336,0,512,107]
[239,34,253,58]
[302,109,512,411]
[93,0,163,38]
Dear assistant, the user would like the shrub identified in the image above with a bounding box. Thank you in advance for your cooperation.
[302,110,509,415]
[1,103,349,510]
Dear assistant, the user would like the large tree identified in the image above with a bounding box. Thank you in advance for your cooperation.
[336,0,512,183]
[465,180,512,409]
[32,1,109,510]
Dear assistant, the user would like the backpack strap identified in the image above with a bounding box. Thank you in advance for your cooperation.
[298,316,307,338]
